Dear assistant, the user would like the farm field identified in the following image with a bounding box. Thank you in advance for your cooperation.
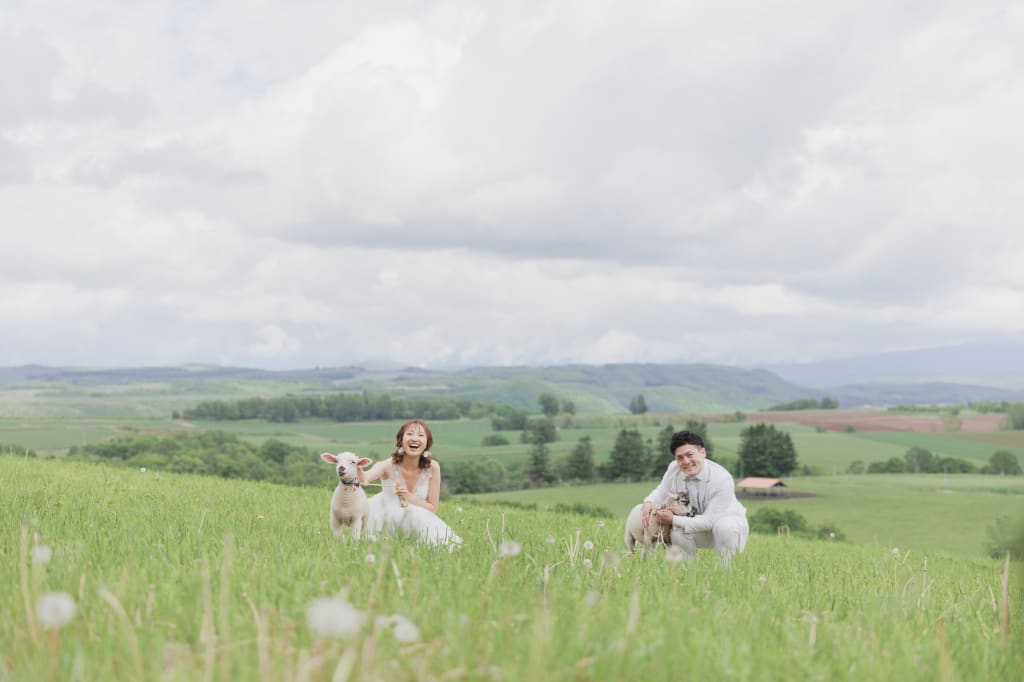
[1,456,1020,681]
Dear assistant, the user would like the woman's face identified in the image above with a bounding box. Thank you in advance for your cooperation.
[402,423,429,458]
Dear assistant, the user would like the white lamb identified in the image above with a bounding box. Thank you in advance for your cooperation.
[320,452,373,539]
[624,491,694,555]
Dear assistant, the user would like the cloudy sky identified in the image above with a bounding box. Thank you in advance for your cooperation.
[1,1,1021,370]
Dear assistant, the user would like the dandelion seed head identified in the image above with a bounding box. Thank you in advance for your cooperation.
[305,597,366,638]
[891,547,899,556]
[583,558,593,569]
[545,536,556,544]
[829,532,835,539]
[379,614,421,643]
[32,544,53,566]
[365,553,376,564]
[456,506,463,513]
[583,540,594,551]
[139,467,147,473]
[498,540,521,558]
[664,545,686,563]
[36,592,76,629]
[758,575,767,584]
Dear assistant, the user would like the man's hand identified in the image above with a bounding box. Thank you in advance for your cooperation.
[640,501,653,528]
[654,508,674,526]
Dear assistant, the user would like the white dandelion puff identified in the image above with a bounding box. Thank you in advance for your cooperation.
[456,506,463,513]
[758,575,767,584]
[377,614,421,643]
[498,540,521,558]
[664,545,686,563]
[36,592,76,629]
[583,541,594,551]
[139,467,147,473]
[365,553,376,564]
[32,544,53,566]
[891,547,900,556]
[305,597,366,638]
[829,532,836,539]
[583,559,593,570]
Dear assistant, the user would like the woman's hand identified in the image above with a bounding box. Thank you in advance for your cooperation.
[394,482,410,507]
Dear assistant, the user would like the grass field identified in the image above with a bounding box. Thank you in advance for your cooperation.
[467,475,1024,559]
[2,456,1021,681]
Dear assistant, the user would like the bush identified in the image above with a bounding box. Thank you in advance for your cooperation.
[749,508,810,535]
[551,502,615,519]
[0,443,37,457]
[984,515,1024,559]
[481,434,510,447]
[749,508,846,542]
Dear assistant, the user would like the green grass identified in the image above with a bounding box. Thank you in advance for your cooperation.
[851,432,1024,465]
[467,475,1024,559]
[2,456,1021,681]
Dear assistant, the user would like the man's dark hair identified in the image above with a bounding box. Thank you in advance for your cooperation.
[669,430,704,454]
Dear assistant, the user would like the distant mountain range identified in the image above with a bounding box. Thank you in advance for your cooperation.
[759,341,1024,389]
[2,350,1023,418]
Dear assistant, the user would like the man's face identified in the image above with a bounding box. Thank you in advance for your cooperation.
[673,443,706,477]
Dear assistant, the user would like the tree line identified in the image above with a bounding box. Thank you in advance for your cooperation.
[176,392,513,423]
[449,420,803,494]
[766,396,838,411]
[846,446,1021,476]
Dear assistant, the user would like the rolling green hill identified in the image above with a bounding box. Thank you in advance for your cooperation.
[0,363,817,417]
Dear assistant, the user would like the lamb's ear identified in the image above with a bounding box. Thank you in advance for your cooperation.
[358,458,372,467]
[321,453,339,464]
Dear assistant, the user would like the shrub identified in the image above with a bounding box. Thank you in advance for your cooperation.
[749,508,810,535]
[481,434,510,447]
[983,515,1024,559]
[551,502,615,519]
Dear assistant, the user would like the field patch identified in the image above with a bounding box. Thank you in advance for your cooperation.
[744,409,1004,433]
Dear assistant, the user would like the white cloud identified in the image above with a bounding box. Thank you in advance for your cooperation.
[0,1,1020,369]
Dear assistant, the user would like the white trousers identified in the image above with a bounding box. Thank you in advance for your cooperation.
[669,515,749,563]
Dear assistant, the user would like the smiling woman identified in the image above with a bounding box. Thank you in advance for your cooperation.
[359,419,462,547]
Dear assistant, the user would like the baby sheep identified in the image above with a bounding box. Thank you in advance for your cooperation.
[320,452,372,539]
[624,491,695,555]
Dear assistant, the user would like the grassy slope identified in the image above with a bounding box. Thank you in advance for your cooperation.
[2,457,1021,681]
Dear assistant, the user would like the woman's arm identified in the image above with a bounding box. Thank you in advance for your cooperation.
[360,459,390,485]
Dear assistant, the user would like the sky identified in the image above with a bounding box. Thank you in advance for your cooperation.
[1,1,1022,370]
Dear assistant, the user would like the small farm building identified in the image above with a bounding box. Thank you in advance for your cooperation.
[736,477,787,496]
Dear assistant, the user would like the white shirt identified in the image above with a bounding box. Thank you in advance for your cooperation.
[644,458,746,533]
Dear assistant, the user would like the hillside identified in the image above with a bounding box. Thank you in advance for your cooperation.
[2,361,1023,418]
[0,363,816,417]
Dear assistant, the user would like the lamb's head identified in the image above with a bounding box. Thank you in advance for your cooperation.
[663,491,695,517]
[320,452,372,484]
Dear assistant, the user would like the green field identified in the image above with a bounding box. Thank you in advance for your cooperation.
[467,475,1024,559]
[2,456,1021,681]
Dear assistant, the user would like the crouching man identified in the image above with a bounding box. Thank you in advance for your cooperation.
[642,430,749,564]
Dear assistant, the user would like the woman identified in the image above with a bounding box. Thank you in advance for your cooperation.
[362,419,462,547]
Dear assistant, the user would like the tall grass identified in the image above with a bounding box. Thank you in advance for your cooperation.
[1,456,1021,680]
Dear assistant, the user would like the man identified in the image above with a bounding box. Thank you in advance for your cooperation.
[642,430,749,562]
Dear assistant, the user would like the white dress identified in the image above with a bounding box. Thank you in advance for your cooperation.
[366,463,462,546]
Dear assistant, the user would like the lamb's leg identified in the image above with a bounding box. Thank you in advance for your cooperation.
[351,517,363,540]
[330,512,345,538]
